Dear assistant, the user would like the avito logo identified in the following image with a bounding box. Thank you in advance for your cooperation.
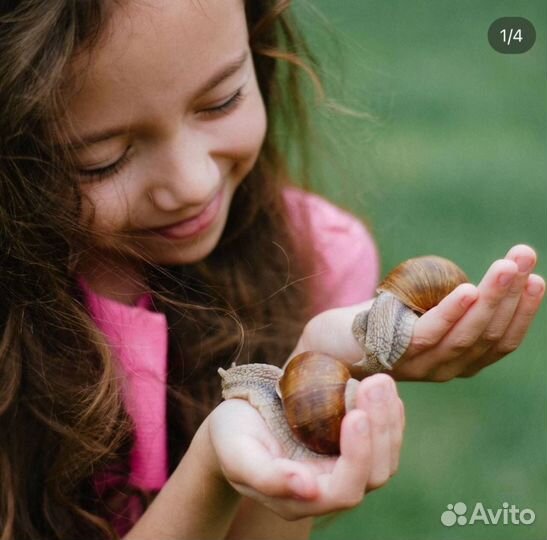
[441,502,535,527]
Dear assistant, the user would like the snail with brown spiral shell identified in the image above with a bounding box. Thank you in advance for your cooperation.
[218,255,468,459]
[352,255,468,373]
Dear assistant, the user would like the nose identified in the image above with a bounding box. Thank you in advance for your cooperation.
[147,133,222,213]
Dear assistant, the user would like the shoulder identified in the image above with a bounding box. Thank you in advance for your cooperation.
[282,186,380,314]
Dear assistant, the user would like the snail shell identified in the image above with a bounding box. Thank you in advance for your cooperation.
[352,255,468,373]
[276,352,358,455]
[377,255,469,314]
[219,352,358,459]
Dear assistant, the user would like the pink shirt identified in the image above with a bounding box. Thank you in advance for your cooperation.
[80,186,379,494]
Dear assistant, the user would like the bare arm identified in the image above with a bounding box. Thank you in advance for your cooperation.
[123,418,241,540]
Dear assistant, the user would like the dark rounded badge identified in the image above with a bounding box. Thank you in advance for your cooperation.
[488,17,536,54]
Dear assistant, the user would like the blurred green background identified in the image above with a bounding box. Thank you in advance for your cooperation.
[294,1,547,539]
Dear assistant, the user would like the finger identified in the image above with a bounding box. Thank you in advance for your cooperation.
[317,408,372,509]
[481,246,537,343]
[390,397,405,475]
[406,283,478,356]
[317,375,388,510]
[462,273,545,375]
[504,244,537,273]
[276,409,373,517]
[366,377,405,474]
[354,375,394,491]
[494,274,545,354]
[440,259,518,358]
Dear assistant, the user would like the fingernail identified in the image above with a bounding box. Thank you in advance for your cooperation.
[515,256,534,273]
[368,384,386,402]
[526,280,544,297]
[355,415,369,435]
[498,273,514,287]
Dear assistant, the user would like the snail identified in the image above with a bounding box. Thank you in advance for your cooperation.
[219,351,357,459]
[219,255,468,459]
[352,255,468,373]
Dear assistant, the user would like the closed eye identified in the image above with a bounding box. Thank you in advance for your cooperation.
[77,148,132,182]
[200,88,244,117]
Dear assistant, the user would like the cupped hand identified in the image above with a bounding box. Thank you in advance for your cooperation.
[208,374,404,521]
[393,244,545,381]
[291,244,544,383]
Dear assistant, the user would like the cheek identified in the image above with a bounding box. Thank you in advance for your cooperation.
[79,183,132,232]
[228,89,267,177]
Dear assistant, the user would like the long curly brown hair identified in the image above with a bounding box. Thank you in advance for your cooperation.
[0,1,331,538]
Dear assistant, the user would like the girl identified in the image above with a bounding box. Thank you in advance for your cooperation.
[0,1,543,539]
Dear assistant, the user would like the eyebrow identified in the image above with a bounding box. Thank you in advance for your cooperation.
[195,50,248,99]
[66,50,249,149]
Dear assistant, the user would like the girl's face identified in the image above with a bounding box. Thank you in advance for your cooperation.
[63,0,266,293]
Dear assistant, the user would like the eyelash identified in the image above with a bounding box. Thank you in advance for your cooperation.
[201,88,244,117]
[78,150,132,181]
[78,88,244,181]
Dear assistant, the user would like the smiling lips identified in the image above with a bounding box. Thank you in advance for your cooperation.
[152,187,224,240]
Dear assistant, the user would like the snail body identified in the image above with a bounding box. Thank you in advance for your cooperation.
[219,255,468,458]
[352,255,468,373]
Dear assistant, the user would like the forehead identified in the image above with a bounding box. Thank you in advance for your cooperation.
[63,0,248,132]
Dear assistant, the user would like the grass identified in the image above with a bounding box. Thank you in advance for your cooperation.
[292,1,547,538]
